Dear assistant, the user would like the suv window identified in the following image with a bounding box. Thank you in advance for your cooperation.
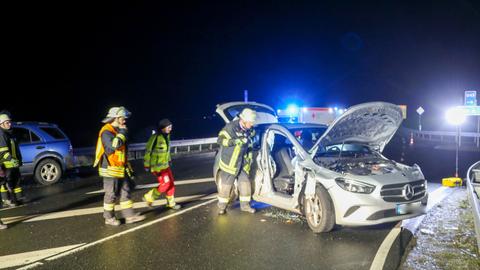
[39,127,66,140]
[12,128,41,144]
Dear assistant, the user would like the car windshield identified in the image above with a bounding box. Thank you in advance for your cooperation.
[289,127,327,151]
[315,143,373,157]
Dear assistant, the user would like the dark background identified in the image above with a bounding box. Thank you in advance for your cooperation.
[3,1,480,147]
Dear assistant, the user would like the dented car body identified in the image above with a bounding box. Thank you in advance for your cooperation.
[214,101,428,233]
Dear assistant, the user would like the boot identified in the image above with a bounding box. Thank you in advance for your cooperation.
[125,213,146,224]
[217,202,227,215]
[166,204,181,210]
[166,196,181,210]
[105,217,121,226]
[2,200,18,208]
[240,202,256,214]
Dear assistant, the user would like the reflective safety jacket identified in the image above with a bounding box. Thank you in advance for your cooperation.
[144,133,171,173]
[0,128,22,169]
[217,120,255,176]
[93,124,131,178]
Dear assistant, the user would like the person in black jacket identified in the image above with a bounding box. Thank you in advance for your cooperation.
[216,108,257,215]
[0,112,24,208]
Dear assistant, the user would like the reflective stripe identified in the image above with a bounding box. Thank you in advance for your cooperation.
[14,187,22,193]
[103,203,115,211]
[166,195,176,206]
[120,200,133,209]
[116,133,126,142]
[0,147,8,152]
[218,196,229,203]
[219,160,236,175]
[112,137,120,148]
[0,186,7,192]
[99,166,125,178]
[239,196,251,202]
[219,130,231,139]
[10,140,17,159]
[3,152,10,159]
[228,144,241,168]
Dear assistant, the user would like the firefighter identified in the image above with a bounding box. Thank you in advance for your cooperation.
[93,106,146,226]
[0,112,24,208]
[216,108,256,215]
[143,119,181,210]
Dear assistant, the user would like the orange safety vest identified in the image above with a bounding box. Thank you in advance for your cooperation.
[93,124,127,178]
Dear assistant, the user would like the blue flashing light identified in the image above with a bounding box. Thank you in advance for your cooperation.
[287,104,299,116]
[334,107,338,111]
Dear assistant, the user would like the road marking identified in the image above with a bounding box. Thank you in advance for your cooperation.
[0,244,84,269]
[22,197,217,268]
[369,185,450,270]
[2,193,216,224]
[370,225,402,270]
[0,204,26,212]
[85,177,214,194]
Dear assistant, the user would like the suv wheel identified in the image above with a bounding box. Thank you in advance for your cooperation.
[35,158,62,185]
[304,184,335,233]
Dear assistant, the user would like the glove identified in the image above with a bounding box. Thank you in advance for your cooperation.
[235,137,248,145]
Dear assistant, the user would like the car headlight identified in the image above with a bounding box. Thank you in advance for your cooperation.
[335,177,376,194]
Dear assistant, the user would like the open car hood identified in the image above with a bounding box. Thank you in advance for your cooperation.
[316,102,403,152]
[215,102,278,124]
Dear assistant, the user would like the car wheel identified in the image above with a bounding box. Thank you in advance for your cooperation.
[303,184,335,233]
[35,158,62,185]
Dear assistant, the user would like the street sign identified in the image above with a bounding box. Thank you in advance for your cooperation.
[457,106,480,116]
[416,107,424,115]
[465,91,477,106]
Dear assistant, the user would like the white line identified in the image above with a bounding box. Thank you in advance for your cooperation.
[0,244,84,269]
[17,262,44,270]
[44,198,216,262]
[2,194,214,224]
[86,177,214,194]
[369,225,402,270]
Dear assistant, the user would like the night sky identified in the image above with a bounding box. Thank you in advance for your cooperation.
[4,1,480,147]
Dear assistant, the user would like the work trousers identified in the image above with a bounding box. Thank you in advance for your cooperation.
[0,167,23,204]
[155,168,176,196]
[217,170,252,210]
[103,177,135,219]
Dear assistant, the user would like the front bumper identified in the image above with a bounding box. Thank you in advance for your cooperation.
[330,185,427,226]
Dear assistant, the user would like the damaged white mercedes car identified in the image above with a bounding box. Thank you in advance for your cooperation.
[214,101,428,233]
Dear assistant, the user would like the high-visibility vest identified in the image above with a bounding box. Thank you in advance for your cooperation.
[93,124,127,178]
[144,133,171,172]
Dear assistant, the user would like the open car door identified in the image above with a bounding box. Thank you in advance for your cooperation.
[215,102,278,124]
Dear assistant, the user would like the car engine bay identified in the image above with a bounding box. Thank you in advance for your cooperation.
[314,156,401,176]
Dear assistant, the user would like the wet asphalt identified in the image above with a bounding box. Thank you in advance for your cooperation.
[0,144,478,269]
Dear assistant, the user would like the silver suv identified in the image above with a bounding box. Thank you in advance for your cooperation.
[214,101,428,233]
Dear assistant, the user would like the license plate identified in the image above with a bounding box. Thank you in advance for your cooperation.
[395,203,413,215]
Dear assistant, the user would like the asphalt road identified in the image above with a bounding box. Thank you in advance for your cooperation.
[0,148,467,270]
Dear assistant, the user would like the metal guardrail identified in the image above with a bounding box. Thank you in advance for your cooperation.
[73,137,218,166]
[466,160,480,252]
[404,128,480,147]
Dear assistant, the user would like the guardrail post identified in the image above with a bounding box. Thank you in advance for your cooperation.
[199,144,202,151]
[187,145,190,152]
